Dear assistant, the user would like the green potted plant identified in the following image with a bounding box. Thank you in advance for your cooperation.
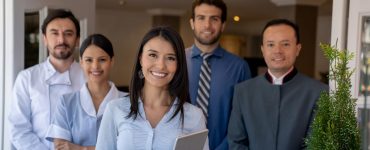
[305,43,361,150]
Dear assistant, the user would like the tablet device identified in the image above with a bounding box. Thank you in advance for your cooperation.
[173,129,208,150]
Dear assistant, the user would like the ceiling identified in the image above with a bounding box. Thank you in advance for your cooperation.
[96,0,333,23]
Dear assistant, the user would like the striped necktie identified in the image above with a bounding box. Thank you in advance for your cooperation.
[197,53,212,117]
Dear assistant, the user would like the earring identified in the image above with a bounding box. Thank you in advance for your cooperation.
[138,70,144,79]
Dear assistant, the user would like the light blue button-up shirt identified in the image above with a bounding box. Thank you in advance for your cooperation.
[45,81,127,146]
[96,97,206,150]
[9,58,85,150]
[186,45,251,150]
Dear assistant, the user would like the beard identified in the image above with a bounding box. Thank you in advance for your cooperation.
[49,44,74,60]
[193,30,222,45]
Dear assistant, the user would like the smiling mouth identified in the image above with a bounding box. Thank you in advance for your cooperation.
[91,71,103,76]
[202,31,212,35]
[273,58,284,61]
[55,47,69,51]
[151,71,167,78]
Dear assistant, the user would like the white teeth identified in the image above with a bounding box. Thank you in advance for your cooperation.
[152,71,166,77]
[91,71,102,76]
[273,58,284,61]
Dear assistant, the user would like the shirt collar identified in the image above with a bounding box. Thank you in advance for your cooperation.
[190,44,224,59]
[80,81,120,117]
[44,57,57,81]
[265,67,297,85]
[44,57,80,85]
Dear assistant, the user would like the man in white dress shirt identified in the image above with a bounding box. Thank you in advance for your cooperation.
[9,9,85,150]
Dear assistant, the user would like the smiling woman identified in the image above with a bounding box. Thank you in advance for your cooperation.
[96,26,207,150]
[45,34,127,150]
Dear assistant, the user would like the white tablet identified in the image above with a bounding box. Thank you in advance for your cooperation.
[173,129,209,150]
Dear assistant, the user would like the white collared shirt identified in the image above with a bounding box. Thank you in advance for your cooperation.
[9,57,85,150]
[270,74,284,85]
[96,97,207,150]
[268,67,294,85]
[45,81,127,146]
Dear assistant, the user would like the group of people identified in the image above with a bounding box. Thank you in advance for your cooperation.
[8,0,328,150]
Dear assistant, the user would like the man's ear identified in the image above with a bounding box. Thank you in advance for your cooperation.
[296,43,302,57]
[260,45,265,57]
[190,18,195,30]
[221,22,226,32]
[43,34,48,47]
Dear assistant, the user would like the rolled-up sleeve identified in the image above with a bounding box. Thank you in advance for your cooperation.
[45,96,72,142]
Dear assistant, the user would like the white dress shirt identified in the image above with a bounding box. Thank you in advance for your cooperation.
[9,58,85,150]
[268,67,294,85]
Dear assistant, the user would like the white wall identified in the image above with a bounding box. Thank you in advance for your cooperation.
[0,0,5,148]
[1,0,95,149]
[2,0,18,149]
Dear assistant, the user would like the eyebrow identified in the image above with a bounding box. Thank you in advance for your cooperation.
[82,56,109,59]
[195,14,221,18]
[147,49,158,53]
[147,49,176,56]
[48,28,75,33]
[49,29,58,32]
[265,39,291,43]
[279,40,292,43]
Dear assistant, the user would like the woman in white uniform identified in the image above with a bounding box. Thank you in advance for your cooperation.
[45,34,126,150]
[96,26,206,150]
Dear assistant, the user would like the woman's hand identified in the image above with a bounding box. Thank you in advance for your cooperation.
[54,138,95,150]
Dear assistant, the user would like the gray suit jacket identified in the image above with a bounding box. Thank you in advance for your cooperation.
[228,72,328,150]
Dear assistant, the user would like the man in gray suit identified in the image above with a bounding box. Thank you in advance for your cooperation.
[227,19,328,150]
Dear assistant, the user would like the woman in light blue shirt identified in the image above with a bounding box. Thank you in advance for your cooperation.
[96,26,206,150]
[45,34,126,150]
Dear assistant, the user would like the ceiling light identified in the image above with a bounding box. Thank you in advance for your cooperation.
[233,16,240,22]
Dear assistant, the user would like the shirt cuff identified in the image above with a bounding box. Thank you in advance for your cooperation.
[45,124,71,142]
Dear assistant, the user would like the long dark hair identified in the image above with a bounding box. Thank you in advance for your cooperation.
[128,26,190,124]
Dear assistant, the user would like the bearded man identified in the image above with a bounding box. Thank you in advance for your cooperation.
[9,9,85,150]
